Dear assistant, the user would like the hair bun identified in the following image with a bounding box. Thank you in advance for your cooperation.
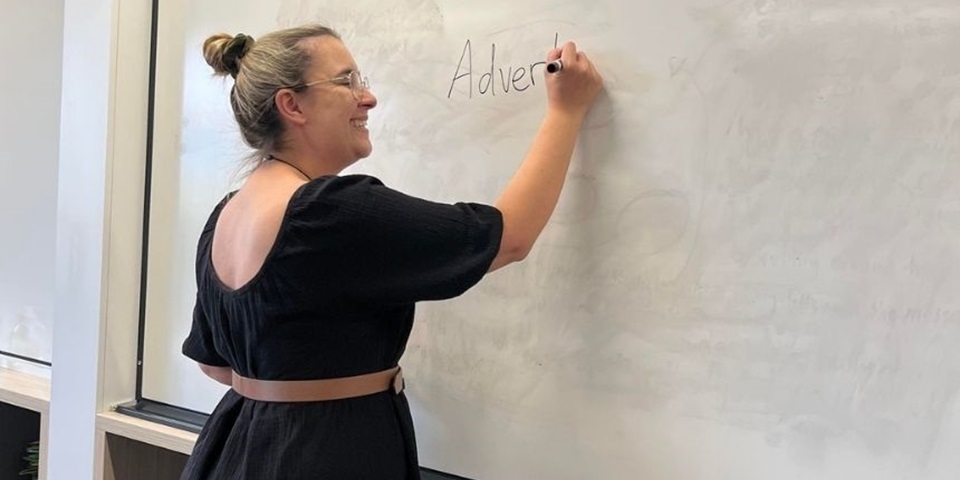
[203,33,256,78]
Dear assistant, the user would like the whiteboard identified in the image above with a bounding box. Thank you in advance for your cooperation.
[142,1,960,479]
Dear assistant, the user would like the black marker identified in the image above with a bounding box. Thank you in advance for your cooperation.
[546,59,563,74]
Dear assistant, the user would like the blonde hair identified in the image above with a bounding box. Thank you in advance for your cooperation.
[203,25,340,166]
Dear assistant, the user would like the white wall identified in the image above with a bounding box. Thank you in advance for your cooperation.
[49,0,113,474]
[48,0,152,477]
[0,0,64,366]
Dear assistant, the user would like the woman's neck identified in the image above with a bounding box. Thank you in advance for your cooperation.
[266,149,345,179]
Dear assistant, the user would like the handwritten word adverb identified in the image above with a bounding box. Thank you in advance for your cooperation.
[447,34,559,99]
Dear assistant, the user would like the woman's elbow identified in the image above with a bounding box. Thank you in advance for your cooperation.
[505,241,532,262]
[489,239,532,272]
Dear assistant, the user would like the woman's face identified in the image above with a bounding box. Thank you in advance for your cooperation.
[297,36,378,168]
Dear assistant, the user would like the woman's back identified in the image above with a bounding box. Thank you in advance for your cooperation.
[210,165,307,291]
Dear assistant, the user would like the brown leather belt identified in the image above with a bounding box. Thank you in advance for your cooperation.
[231,366,404,402]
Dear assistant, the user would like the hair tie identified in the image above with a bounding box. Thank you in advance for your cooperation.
[224,33,255,78]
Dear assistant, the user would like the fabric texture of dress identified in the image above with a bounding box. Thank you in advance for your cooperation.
[180,174,503,479]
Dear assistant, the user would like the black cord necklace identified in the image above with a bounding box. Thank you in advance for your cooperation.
[267,154,311,181]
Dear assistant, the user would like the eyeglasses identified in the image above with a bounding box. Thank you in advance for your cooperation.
[297,71,370,99]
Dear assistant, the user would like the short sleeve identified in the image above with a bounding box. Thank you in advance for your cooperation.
[182,299,229,366]
[281,175,503,305]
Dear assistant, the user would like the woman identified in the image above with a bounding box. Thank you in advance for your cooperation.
[181,24,602,479]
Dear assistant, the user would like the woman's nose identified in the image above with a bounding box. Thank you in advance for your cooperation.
[359,88,377,109]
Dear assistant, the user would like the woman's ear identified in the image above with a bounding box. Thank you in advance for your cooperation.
[275,89,308,126]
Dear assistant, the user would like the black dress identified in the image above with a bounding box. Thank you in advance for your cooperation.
[180,175,503,480]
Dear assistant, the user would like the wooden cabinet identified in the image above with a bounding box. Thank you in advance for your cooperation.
[95,412,195,480]
[0,368,49,480]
